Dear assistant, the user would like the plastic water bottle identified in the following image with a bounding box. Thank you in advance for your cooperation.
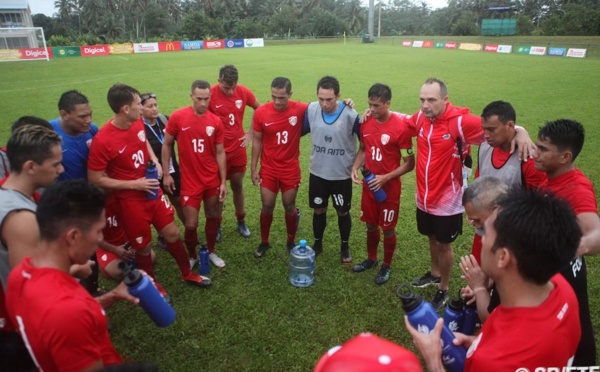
[461,298,478,336]
[145,161,159,200]
[362,168,387,203]
[443,291,464,333]
[289,240,315,287]
[397,284,466,372]
[119,262,175,327]
[199,245,210,276]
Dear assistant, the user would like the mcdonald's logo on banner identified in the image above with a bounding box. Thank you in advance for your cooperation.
[158,41,182,52]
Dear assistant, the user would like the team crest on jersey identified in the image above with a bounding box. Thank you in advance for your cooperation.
[206,126,215,136]
[86,139,92,148]
[136,236,143,244]
[289,116,298,126]
[235,100,243,109]
[442,133,452,140]
[381,134,390,145]
[137,130,146,142]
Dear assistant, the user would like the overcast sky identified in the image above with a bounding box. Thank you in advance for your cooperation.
[28,0,448,17]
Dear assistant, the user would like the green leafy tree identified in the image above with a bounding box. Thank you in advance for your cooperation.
[179,11,225,39]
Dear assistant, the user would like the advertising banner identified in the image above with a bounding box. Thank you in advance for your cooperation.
[529,46,546,55]
[81,45,110,57]
[133,43,159,53]
[225,39,244,48]
[484,44,498,52]
[19,47,52,59]
[566,48,586,58]
[444,42,457,49]
[422,41,434,48]
[181,40,203,50]
[158,41,181,52]
[548,47,566,56]
[402,40,412,47]
[244,38,264,47]
[204,39,225,49]
[458,43,482,51]
[109,43,133,54]
[515,46,531,54]
[412,40,423,48]
[53,46,81,58]
[434,41,445,48]
[497,45,512,53]
[0,49,22,61]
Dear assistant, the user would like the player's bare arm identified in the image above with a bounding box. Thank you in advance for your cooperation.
[216,142,227,201]
[3,211,39,269]
[88,169,159,195]
[368,152,415,192]
[146,140,162,178]
[161,132,177,193]
[250,129,263,186]
[351,143,366,184]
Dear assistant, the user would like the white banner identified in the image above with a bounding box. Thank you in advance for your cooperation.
[497,45,512,54]
[412,40,424,48]
[133,43,159,53]
[244,38,264,48]
[566,48,587,58]
[529,46,547,55]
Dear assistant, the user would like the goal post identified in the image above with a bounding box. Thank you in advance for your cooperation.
[0,27,50,62]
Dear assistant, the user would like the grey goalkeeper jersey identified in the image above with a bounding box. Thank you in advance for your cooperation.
[306,102,358,180]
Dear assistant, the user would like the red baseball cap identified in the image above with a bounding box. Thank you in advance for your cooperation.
[314,333,423,372]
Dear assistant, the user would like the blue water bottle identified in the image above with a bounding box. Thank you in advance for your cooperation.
[397,284,466,372]
[119,262,175,327]
[461,297,478,336]
[289,240,315,287]
[199,244,210,276]
[145,161,159,200]
[362,168,387,203]
[443,291,464,333]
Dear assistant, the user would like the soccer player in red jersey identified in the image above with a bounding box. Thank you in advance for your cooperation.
[209,65,260,239]
[163,80,227,269]
[407,188,582,371]
[251,77,308,257]
[350,83,415,284]
[88,84,211,302]
[533,119,600,366]
[6,180,139,372]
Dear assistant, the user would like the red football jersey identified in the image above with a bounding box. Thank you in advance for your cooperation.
[540,168,597,214]
[166,106,224,194]
[209,84,257,153]
[252,101,308,177]
[360,114,413,201]
[88,120,151,201]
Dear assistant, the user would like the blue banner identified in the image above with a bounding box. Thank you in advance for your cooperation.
[225,39,244,48]
[181,40,204,50]
[548,47,566,56]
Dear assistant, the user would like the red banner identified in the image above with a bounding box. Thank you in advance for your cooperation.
[445,42,457,49]
[158,41,181,52]
[19,47,52,59]
[422,41,434,48]
[204,39,224,49]
[402,40,412,47]
[81,45,110,57]
[484,44,499,52]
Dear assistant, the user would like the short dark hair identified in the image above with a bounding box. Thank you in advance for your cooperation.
[271,77,292,93]
[481,100,516,124]
[462,176,508,211]
[492,188,581,285]
[317,76,340,95]
[7,125,61,173]
[191,80,211,92]
[11,116,53,133]
[219,65,239,85]
[368,83,391,103]
[538,119,585,162]
[424,78,447,97]
[36,180,106,242]
[58,90,89,113]
[107,84,139,114]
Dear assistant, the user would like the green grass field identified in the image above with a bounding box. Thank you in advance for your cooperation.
[1,40,600,370]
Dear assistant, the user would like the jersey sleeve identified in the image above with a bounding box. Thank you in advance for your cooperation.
[165,110,180,137]
[212,113,225,144]
[461,113,485,145]
[521,160,547,190]
[252,107,263,133]
[243,86,258,108]
[398,117,414,150]
[87,133,111,172]
[42,303,104,372]
[404,112,419,137]
[302,107,311,135]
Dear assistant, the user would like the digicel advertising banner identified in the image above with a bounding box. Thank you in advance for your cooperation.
[402,40,412,47]
[81,45,110,57]
[484,44,498,52]
[444,42,457,49]
[158,41,181,52]
[204,39,224,49]
[19,47,52,59]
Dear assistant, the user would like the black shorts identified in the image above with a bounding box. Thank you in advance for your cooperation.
[161,170,181,197]
[308,173,352,213]
[416,208,462,244]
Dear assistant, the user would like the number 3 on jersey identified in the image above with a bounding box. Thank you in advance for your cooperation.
[192,138,205,153]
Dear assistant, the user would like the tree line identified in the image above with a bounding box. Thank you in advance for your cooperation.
[33,0,600,45]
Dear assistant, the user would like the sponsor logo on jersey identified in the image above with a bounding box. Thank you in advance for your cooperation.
[235,100,243,109]
[380,134,390,145]
[206,126,215,136]
[137,130,146,142]
[324,135,333,143]
[289,116,298,126]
